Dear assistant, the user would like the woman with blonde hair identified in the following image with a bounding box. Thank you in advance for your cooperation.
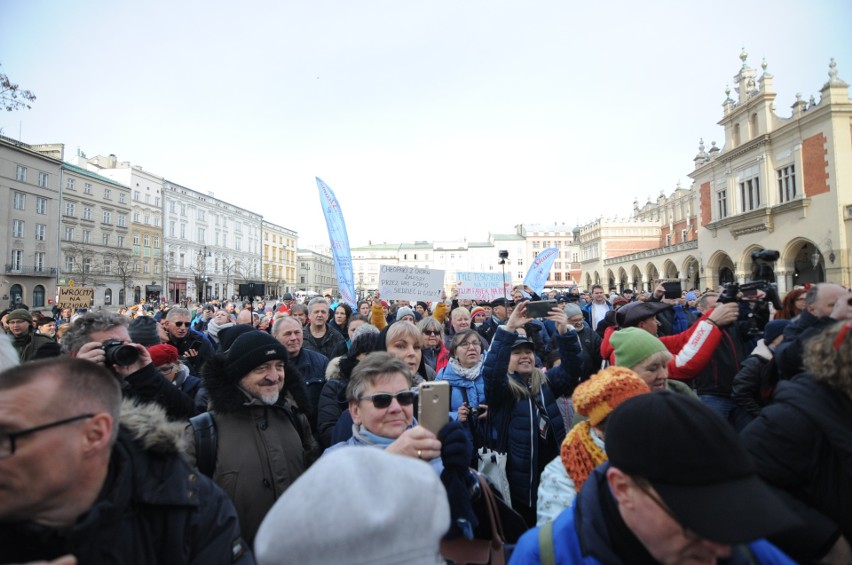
[482,300,584,526]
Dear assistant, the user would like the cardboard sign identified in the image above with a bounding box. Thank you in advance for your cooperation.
[58,286,94,308]
[379,266,445,301]
[455,272,511,301]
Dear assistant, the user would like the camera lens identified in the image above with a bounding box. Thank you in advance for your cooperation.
[103,340,140,367]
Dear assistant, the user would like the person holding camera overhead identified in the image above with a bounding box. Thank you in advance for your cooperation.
[61,311,199,420]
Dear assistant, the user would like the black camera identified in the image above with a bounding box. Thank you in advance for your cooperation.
[498,250,509,259]
[751,249,780,262]
[102,339,140,367]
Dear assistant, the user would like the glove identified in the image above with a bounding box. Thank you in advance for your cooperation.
[438,421,477,539]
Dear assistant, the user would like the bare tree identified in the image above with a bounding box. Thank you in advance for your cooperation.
[221,256,237,300]
[61,242,102,287]
[1,64,36,112]
[107,249,135,306]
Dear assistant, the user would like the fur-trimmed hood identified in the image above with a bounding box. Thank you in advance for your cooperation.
[119,398,186,455]
[202,352,314,418]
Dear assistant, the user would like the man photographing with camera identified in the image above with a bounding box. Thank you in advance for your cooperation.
[61,311,198,420]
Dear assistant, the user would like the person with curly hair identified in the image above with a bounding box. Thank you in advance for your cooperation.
[742,320,852,564]
[774,287,807,320]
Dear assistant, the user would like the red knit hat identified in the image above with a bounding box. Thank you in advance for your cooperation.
[148,344,179,367]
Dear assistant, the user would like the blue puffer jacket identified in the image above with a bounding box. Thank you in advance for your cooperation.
[483,327,584,511]
[510,464,796,564]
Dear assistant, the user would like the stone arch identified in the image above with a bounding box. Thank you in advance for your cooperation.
[605,269,616,291]
[593,271,601,286]
[681,255,700,290]
[707,251,736,288]
[32,285,45,308]
[585,273,592,289]
[781,237,824,287]
[662,259,678,279]
[646,262,660,286]
[631,265,644,291]
[617,267,629,291]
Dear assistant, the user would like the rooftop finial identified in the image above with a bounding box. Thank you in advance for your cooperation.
[740,47,748,66]
[761,57,768,72]
[829,57,839,81]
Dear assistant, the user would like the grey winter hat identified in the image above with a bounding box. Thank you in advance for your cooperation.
[128,316,161,347]
[254,446,449,565]
[396,306,416,322]
[563,303,583,318]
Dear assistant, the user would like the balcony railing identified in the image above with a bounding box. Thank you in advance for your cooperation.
[5,265,58,277]
[603,240,698,266]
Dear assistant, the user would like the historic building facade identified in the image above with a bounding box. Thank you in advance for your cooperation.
[262,219,298,299]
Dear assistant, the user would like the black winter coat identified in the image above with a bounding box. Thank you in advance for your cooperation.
[483,327,584,512]
[0,401,253,564]
[741,374,852,563]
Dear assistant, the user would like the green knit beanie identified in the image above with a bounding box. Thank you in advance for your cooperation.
[610,327,668,370]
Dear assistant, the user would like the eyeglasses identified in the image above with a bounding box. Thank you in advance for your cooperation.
[358,391,416,409]
[158,364,177,374]
[0,414,94,459]
[171,321,189,327]
[458,341,481,349]
[423,330,441,336]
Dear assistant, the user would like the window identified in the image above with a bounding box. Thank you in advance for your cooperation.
[83,258,92,273]
[154,262,160,274]
[739,176,760,211]
[777,165,796,203]
[154,236,160,248]
[517,258,523,266]
[169,222,176,237]
[573,253,578,262]
[38,172,48,187]
[118,215,126,227]
[11,250,22,270]
[117,235,125,247]
[66,178,75,190]
[154,217,160,227]
[198,209,205,222]
[104,288,112,305]
[681,229,688,242]
[143,234,150,247]
[665,234,672,247]
[102,233,110,245]
[36,197,46,214]
[133,191,140,201]
[717,190,728,219]
[103,260,112,275]
[65,202,75,216]
[119,192,126,204]
[144,194,150,204]
[180,205,186,217]
[155,196,160,206]
[84,183,92,194]
[83,207,92,220]
[533,241,540,249]
[35,224,46,241]
[82,230,90,243]
[133,261,139,273]
[34,253,45,273]
[13,192,25,210]
[144,213,150,225]
[170,202,176,213]
[16,165,26,182]
[65,255,75,272]
[517,271,523,279]
[554,273,562,281]
[64,227,74,241]
[103,211,112,224]
[235,236,241,251]
[12,219,24,238]
[103,188,111,200]
[133,212,140,222]
[180,224,186,239]
[143,262,150,274]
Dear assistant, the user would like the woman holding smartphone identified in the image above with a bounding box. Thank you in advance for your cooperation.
[482,300,584,526]
[437,329,488,451]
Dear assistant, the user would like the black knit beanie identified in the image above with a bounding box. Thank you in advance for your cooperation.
[224,330,288,380]
[129,316,161,347]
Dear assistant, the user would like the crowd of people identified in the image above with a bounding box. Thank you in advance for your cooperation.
[0,281,850,564]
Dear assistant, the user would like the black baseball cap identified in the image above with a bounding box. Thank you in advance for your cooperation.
[606,392,800,544]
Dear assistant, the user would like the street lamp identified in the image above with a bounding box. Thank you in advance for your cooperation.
[197,246,211,303]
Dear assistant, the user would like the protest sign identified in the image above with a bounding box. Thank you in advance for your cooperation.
[379,266,445,301]
[455,272,511,302]
[58,286,94,308]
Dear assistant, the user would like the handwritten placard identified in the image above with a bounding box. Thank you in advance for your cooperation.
[455,272,511,301]
[58,286,94,308]
[379,266,445,301]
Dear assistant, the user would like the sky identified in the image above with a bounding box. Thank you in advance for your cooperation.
[3,1,850,248]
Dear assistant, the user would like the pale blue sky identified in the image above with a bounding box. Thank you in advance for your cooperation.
[3,1,850,247]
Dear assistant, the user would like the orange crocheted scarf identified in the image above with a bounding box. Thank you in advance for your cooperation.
[560,421,607,492]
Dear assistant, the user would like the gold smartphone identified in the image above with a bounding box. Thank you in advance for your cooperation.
[418,381,450,434]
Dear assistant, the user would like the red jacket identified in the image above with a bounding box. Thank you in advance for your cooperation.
[600,309,722,381]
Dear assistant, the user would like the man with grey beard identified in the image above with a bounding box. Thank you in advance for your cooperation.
[183,330,319,546]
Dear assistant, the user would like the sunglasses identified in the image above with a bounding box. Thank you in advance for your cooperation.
[423,330,441,336]
[171,321,189,327]
[359,391,416,409]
